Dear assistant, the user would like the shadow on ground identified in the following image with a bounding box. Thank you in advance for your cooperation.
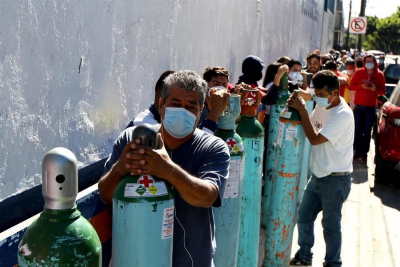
[352,160,369,184]
[373,168,400,211]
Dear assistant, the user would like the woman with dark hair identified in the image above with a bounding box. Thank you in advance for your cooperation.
[262,62,283,88]
[259,62,283,124]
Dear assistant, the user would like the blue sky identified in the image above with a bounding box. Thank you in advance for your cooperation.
[342,0,400,26]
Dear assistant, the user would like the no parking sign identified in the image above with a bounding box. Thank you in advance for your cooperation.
[349,17,367,34]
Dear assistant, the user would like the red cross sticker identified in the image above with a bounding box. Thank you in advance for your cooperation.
[139,175,154,188]
[226,138,237,148]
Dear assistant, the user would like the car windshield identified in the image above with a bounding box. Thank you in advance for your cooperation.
[386,65,400,79]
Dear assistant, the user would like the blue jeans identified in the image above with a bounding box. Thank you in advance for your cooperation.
[353,105,376,158]
[296,174,351,267]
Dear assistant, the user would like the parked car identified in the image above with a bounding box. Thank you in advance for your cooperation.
[383,64,400,97]
[375,80,400,182]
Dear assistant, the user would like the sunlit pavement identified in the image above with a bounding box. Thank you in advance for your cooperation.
[258,139,400,267]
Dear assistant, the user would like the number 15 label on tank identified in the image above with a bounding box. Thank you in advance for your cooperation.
[124,175,168,197]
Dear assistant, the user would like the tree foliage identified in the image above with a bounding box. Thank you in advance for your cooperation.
[363,7,400,54]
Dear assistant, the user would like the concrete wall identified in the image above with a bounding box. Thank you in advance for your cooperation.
[0,0,325,201]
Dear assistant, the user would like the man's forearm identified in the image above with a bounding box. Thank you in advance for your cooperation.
[164,163,218,208]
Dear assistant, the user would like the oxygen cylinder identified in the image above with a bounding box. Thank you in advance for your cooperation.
[18,147,102,266]
[262,74,290,228]
[264,91,306,267]
[213,94,244,267]
[112,124,174,267]
[236,89,264,267]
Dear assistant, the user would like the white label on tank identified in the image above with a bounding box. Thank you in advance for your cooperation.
[224,158,243,199]
[277,122,285,147]
[123,181,168,198]
[285,126,297,141]
[162,207,174,239]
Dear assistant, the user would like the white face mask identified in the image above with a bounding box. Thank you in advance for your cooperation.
[314,95,333,109]
[211,86,227,91]
[288,71,303,85]
[346,69,354,75]
[365,62,374,70]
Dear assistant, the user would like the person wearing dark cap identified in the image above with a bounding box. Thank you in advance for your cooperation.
[237,55,265,86]
[236,55,266,112]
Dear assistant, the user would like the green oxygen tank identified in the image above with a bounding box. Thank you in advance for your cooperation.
[18,147,102,266]
[112,124,174,267]
[213,94,245,267]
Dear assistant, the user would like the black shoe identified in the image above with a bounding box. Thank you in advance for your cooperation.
[289,253,312,266]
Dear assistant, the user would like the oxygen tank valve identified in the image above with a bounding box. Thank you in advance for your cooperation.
[131,124,159,149]
[18,148,102,266]
[42,147,78,210]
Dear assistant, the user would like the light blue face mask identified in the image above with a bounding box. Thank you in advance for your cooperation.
[314,95,333,108]
[365,62,374,70]
[162,107,198,138]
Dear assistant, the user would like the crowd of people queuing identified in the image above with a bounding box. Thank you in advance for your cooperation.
[98,48,385,267]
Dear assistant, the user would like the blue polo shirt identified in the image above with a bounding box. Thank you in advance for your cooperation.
[104,127,230,267]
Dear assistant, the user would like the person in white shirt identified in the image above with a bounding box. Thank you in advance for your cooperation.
[286,70,355,267]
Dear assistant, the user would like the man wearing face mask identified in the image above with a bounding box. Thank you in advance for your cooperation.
[378,55,385,71]
[98,70,230,267]
[349,54,385,162]
[341,59,357,109]
[287,70,354,267]
[199,66,231,134]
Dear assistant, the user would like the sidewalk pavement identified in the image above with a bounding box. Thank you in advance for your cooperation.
[258,144,376,267]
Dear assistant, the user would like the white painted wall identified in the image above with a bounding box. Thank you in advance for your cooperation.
[0,0,325,201]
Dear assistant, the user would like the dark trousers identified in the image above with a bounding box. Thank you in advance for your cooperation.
[353,105,376,158]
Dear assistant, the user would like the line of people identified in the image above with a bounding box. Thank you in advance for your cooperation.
[98,48,384,267]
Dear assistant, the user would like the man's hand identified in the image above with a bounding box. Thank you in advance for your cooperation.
[124,134,175,179]
[301,70,308,79]
[370,83,377,92]
[273,65,289,86]
[287,93,306,111]
[206,88,231,122]
[361,83,376,91]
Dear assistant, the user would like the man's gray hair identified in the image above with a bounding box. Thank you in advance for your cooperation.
[162,70,207,105]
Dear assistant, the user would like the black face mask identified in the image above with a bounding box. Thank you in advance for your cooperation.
[356,61,363,68]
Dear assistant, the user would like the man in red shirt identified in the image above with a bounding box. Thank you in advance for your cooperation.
[349,54,385,162]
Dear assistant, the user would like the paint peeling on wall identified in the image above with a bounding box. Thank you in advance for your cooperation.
[0,0,326,201]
